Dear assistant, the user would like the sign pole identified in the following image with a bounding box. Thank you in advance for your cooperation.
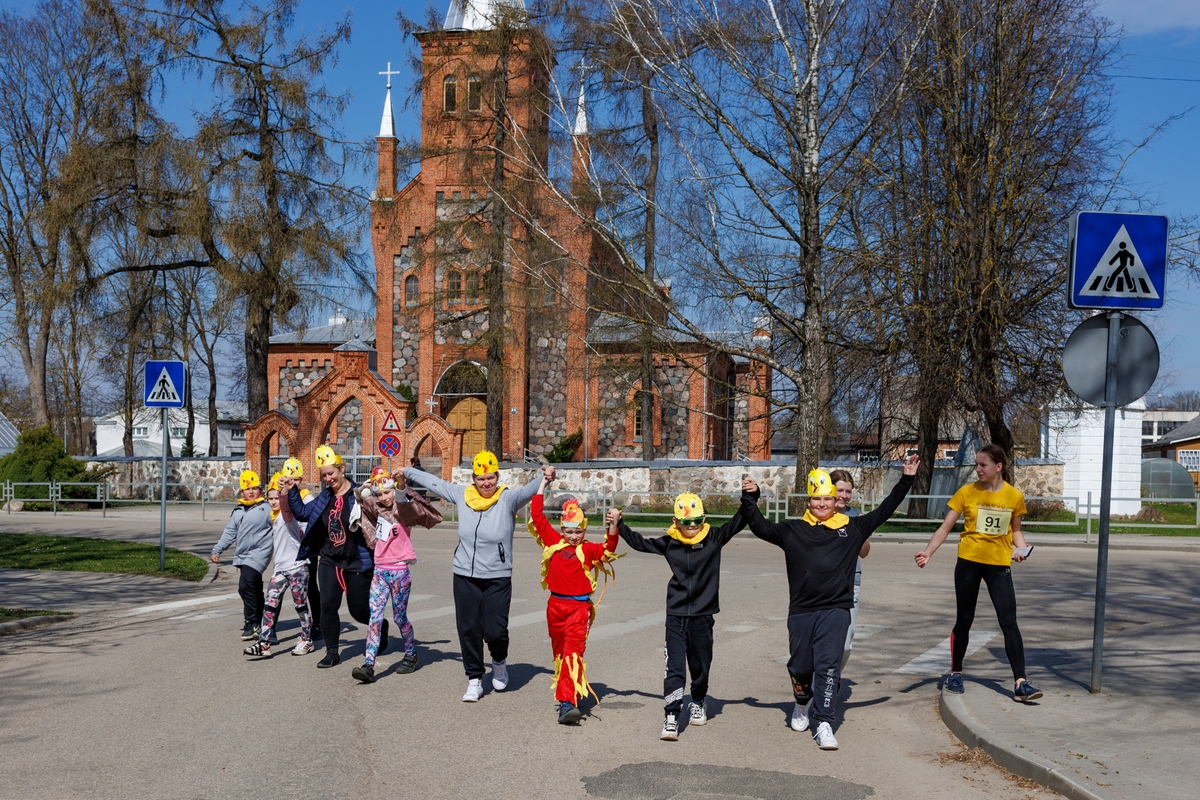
[160,406,168,571]
[1090,310,1122,693]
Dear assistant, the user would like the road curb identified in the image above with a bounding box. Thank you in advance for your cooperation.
[871,535,1200,553]
[0,614,74,636]
[939,689,1122,800]
[202,560,219,584]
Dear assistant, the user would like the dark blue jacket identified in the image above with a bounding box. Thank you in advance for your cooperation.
[288,480,371,570]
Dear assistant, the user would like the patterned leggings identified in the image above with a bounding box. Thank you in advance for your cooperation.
[259,566,312,644]
[365,566,415,666]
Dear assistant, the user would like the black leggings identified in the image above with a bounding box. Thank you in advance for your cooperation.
[317,560,372,656]
[952,557,1026,681]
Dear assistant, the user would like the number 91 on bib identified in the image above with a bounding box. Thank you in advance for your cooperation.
[977,507,1012,536]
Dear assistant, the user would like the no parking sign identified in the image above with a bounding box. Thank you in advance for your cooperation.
[378,433,402,458]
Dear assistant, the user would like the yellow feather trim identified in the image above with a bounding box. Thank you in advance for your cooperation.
[802,510,851,529]
[464,484,507,511]
[666,522,710,545]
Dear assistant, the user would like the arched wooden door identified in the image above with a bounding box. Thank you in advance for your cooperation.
[446,397,486,459]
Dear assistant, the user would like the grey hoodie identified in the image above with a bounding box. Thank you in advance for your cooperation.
[211,500,274,574]
[403,468,539,579]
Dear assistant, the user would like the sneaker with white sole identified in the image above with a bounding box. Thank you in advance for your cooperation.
[688,700,708,726]
[491,660,509,691]
[292,638,315,656]
[813,721,838,750]
[790,697,813,732]
[243,641,271,658]
[660,714,679,741]
[1013,680,1043,703]
[462,678,483,702]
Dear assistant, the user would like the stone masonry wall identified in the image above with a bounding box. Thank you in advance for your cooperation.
[527,325,568,454]
[278,359,331,416]
[87,458,251,502]
[595,360,693,459]
[333,398,363,450]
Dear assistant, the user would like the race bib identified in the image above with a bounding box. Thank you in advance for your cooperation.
[375,518,391,543]
[976,506,1012,537]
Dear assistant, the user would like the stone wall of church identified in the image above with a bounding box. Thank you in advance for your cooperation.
[278,359,332,416]
[527,323,569,454]
[333,398,362,450]
[594,361,693,459]
[731,371,752,459]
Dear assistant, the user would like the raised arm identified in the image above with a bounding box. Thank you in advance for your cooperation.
[529,487,562,548]
[507,471,544,511]
[403,467,463,503]
[287,484,317,522]
[737,480,788,547]
[712,480,761,545]
[612,509,669,555]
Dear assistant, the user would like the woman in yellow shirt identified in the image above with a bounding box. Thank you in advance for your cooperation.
[914,444,1042,703]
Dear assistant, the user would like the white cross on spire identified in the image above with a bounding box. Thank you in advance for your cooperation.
[379,61,401,90]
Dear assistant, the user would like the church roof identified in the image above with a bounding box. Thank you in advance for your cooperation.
[444,0,526,31]
[587,313,762,360]
[270,318,376,347]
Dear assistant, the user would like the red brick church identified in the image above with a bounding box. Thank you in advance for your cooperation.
[247,0,771,478]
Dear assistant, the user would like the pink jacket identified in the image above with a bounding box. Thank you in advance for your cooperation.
[359,493,417,569]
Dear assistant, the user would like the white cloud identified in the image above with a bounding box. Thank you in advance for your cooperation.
[1096,0,1200,34]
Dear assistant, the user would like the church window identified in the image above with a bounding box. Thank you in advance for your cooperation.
[467,74,482,112]
[633,393,645,441]
[466,270,481,301]
[542,271,559,305]
[443,75,458,113]
[405,274,418,306]
[448,270,462,303]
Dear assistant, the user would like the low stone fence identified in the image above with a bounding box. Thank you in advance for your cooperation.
[87,457,251,502]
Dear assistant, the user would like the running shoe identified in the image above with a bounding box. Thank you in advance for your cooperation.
[317,652,341,669]
[463,678,483,702]
[352,664,376,684]
[378,619,389,655]
[243,641,272,658]
[1013,681,1044,703]
[395,653,419,674]
[491,659,509,691]
[688,700,708,726]
[558,702,582,725]
[660,714,679,741]
[240,624,258,641]
[813,721,839,750]
[790,697,813,732]
[292,639,315,656]
[945,673,965,694]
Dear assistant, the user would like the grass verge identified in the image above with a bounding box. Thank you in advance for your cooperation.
[0,608,72,624]
[0,534,209,581]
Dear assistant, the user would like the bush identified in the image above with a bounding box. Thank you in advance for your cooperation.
[1022,499,1066,522]
[0,426,110,507]
[547,429,583,463]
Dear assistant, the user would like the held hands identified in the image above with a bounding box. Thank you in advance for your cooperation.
[605,508,622,529]
[540,465,557,482]
[903,454,920,476]
[277,475,295,492]
[742,477,759,494]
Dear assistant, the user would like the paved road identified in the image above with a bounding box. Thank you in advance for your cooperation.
[1,510,1197,799]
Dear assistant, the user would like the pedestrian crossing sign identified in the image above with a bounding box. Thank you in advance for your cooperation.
[1068,211,1168,310]
[144,360,186,408]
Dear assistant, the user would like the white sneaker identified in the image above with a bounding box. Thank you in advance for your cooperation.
[491,660,509,691]
[688,700,707,726]
[291,639,315,656]
[813,721,838,750]
[462,678,483,702]
[790,698,813,732]
[660,714,679,741]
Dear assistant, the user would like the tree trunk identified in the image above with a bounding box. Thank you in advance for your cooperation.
[484,43,512,458]
[208,362,220,458]
[244,294,272,422]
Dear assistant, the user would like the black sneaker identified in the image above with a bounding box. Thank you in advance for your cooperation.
[352,664,376,683]
[1014,681,1043,703]
[317,652,341,669]
[378,619,389,655]
[558,702,582,725]
[395,653,419,674]
[240,624,257,641]
[945,673,965,694]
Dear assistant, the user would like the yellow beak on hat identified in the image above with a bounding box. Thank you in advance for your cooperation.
[473,450,499,476]
[240,470,261,491]
[673,492,705,520]
[807,469,836,497]
[314,445,344,468]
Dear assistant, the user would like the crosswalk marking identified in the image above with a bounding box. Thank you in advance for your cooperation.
[111,593,240,618]
[589,612,662,642]
[409,605,456,622]
[508,611,546,629]
[895,632,997,676]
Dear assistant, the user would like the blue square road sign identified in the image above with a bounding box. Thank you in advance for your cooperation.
[144,361,187,408]
[1068,211,1168,310]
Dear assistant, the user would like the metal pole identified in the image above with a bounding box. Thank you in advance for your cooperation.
[160,407,168,571]
[1090,311,1122,693]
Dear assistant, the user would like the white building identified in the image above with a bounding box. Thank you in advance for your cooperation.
[1141,409,1199,445]
[1043,396,1143,515]
[93,402,248,458]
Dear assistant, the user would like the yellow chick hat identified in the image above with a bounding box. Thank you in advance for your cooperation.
[239,469,261,491]
[267,472,283,492]
[807,468,836,497]
[314,445,344,467]
[281,457,304,479]
[560,497,587,530]
[473,450,499,476]
[673,492,705,521]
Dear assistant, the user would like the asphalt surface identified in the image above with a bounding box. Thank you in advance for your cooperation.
[1,506,1196,799]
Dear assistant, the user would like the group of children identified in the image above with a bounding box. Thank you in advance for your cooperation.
[212,443,1042,751]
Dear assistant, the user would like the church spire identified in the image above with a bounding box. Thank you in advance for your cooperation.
[444,0,526,31]
[378,62,399,138]
[572,81,588,137]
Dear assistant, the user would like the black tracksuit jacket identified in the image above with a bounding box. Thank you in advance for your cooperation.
[739,474,914,615]
[616,506,749,617]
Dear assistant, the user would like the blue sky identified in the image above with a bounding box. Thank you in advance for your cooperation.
[3,0,1198,395]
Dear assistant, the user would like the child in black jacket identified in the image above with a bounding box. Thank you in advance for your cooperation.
[741,456,918,751]
[609,491,750,741]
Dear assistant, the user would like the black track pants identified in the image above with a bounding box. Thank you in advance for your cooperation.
[786,608,849,727]
[453,574,512,679]
[307,554,321,634]
[663,614,714,715]
[317,560,372,656]
[237,565,264,628]
[951,557,1026,680]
